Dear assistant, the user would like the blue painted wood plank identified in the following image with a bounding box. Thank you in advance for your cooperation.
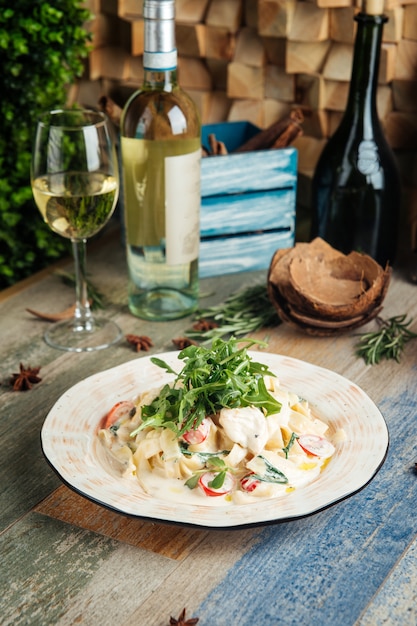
[358,536,417,625]
[194,379,417,626]
[199,121,297,276]
[201,149,298,197]
[199,230,294,277]
[201,188,296,236]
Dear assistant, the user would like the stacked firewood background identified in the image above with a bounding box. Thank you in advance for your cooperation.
[74,0,417,251]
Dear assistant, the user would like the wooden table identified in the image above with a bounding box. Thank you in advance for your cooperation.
[1,231,416,626]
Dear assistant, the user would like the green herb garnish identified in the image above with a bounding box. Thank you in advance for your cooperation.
[184,456,229,490]
[355,315,417,365]
[131,337,281,438]
[184,474,200,489]
[282,432,299,459]
[206,457,228,489]
[208,471,226,489]
[179,442,229,459]
[186,284,279,343]
[251,455,288,484]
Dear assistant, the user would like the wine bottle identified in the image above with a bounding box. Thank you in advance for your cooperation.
[310,0,401,267]
[120,0,201,320]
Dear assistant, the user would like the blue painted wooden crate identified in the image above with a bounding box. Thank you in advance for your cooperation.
[199,121,297,278]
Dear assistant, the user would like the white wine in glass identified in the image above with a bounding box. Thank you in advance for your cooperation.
[31,108,122,352]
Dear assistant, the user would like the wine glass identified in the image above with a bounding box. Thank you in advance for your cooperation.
[31,108,123,352]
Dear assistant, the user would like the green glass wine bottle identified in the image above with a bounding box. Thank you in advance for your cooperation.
[310,0,401,266]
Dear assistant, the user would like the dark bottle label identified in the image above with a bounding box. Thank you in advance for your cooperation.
[357,140,380,176]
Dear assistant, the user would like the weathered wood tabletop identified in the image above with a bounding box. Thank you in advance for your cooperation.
[1,231,416,626]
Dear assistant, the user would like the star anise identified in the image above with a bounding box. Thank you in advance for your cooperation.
[125,334,153,351]
[169,607,199,625]
[10,363,42,391]
[172,337,198,350]
[192,318,218,332]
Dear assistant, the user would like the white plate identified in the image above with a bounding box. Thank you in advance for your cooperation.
[41,351,388,529]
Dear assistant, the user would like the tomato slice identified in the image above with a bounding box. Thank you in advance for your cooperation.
[198,471,235,497]
[183,418,210,445]
[240,473,261,493]
[298,434,335,459]
[103,400,136,429]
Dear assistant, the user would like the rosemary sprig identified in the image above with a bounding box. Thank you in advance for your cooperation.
[186,284,279,343]
[355,314,417,365]
[55,270,106,310]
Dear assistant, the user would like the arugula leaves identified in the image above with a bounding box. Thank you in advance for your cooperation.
[134,337,282,437]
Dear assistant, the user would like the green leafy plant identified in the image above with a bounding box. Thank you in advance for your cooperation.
[0,1,92,289]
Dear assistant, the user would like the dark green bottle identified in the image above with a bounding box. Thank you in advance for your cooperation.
[310,0,401,266]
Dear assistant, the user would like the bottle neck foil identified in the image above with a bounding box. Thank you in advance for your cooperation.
[143,0,177,72]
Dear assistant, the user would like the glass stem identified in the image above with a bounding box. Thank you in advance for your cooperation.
[72,238,94,333]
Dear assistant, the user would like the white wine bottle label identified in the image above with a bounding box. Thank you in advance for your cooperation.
[165,149,201,265]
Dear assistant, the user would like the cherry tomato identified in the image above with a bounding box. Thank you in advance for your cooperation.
[298,434,335,459]
[198,471,235,497]
[103,400,136,429]
[240,473,261,493]
[182,418,210,445]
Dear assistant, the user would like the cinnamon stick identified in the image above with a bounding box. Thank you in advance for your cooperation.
[26,304,76,322]
[234,109,304,153]
[207,133,228,156]
[272,121,303,148]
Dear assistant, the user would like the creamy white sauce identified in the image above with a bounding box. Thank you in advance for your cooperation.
[96,377,336,506]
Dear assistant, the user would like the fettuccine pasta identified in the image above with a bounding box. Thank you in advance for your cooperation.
[97,340,338,505]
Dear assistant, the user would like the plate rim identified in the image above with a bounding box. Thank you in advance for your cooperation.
[40,351,389,529]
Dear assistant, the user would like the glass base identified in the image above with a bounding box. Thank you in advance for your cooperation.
[44,316,123,352]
